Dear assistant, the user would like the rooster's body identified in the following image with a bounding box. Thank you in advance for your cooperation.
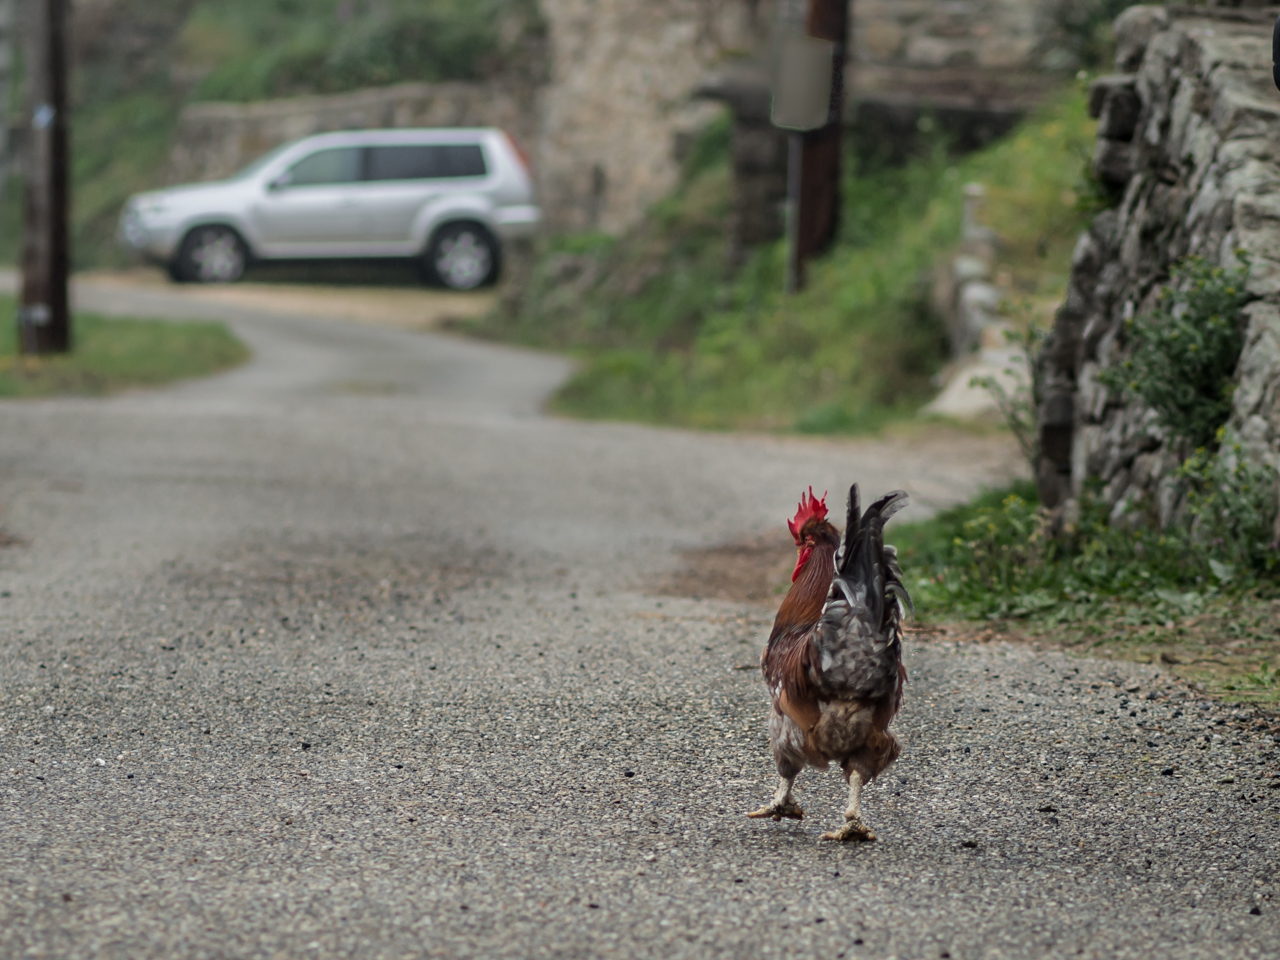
[748,485,910,841]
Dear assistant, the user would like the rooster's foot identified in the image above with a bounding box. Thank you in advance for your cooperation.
[747,798,805,821]
[821,816,876,842]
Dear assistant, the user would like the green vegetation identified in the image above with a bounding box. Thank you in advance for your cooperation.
[476,87,1096,432]
[892,255,1278,701]
[183,0,543,102]
[1098,254,1252,451]
[893,481,1280,701]
[0,299,249,397]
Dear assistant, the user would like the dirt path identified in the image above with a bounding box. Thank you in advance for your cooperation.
[0,266,495,331]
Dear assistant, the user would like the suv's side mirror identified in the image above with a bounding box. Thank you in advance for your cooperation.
[267,171,292,191]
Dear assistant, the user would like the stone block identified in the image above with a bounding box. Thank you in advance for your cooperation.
[1071,424,1102,497]
[1077,361,1109,424]
[1231,301,1280,429]
[1098,82,1142,142]
[1088,74,1138,119]
[1093,138,1136,186]
[977,36,1033,70]
[1113,5,1170,72]
[1208,73,1280,140]
[905,36,974,69]
[861,19,905,60]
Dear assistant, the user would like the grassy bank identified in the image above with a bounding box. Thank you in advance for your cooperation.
[892,483,1280,704]
[475,86,1096,433]
[0,299,249,397]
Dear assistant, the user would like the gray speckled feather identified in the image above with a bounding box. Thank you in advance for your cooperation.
[809,486,910,702]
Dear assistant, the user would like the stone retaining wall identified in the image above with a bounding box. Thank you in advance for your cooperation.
[1034,5,1280,533]
[169,82,538,187]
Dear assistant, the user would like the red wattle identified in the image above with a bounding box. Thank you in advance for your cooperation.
[791,546,813,582]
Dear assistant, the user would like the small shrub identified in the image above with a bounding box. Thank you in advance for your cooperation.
[894,476,1275,622]
[1180,442,1280,576]
[1099,254,1253,451]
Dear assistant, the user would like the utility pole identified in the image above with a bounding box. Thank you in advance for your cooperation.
[17,0,69,355]
[773,0,848,293]
[797,0,847,274]
[0,0,13,196]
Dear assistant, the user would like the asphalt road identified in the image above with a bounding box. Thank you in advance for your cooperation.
[1,284,1276,959]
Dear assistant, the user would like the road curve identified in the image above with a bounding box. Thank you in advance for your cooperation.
[0,282,1275,959]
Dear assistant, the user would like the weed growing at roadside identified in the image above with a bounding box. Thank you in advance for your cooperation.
[1180,444,1280,576]
[894,482,1221,621]
[1098,254,1252,450]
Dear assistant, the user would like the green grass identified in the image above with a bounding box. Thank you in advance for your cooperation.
[0,297,249,397]
[184,0,540,102]
[477,85,1097,433]
[891,482,1280,702]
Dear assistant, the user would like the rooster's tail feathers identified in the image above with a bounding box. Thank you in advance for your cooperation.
[833,483,862,574]
[834,487,911,627]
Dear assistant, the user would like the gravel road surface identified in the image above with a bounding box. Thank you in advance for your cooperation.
[1,285,1276,959]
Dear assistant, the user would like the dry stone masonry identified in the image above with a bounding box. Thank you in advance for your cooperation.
[1035,5,1280,533]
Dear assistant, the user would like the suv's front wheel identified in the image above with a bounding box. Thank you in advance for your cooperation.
[170,225,249,283]
[424,222,499,290]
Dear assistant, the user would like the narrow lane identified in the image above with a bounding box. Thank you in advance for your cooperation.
[0,283,1274,959]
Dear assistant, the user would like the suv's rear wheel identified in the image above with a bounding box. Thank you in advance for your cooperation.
[425,222,499,290]
[171,226,249,283]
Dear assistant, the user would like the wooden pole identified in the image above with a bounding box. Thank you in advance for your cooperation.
[796,0,847,269]
[17,0,70,355]
[0,0,13,188]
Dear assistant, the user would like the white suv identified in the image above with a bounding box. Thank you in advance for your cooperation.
[118,128,540,289]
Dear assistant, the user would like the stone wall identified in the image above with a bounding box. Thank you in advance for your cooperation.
[532,0,765,234]
[1034,5,1280,533]
[854,0,1059,116]
[169,82,539,186]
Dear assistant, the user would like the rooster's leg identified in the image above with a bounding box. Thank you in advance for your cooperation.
[747,774,804,821]
[822,768,875,842]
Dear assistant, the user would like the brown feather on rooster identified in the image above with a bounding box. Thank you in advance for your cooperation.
[748,484,911,841]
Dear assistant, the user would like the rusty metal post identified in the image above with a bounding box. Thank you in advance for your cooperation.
[18,0,70,355]
[796,0,848,274]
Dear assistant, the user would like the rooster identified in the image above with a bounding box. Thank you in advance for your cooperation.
[748,484,910,841]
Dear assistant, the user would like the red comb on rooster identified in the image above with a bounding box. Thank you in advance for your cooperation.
[786,487,827,543]
[786,487,828,583]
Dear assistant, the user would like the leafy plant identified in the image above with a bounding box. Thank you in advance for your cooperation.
[1099,254,1253,451]
[1180,442,1280,575]
[1243,662,1278,690]
[896,481,1274,624]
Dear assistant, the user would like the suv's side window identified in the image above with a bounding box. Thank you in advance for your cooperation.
[284,147,363,186]
[365,144,487,181]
